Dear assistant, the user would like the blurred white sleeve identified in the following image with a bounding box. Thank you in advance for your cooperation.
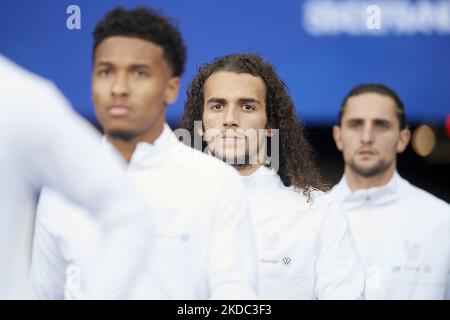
[21,82,153,299]
[315,200,366,300]
[31,192,67,300]
[446,260,450,300]
[31,188,103,300]
[207,173,257,300]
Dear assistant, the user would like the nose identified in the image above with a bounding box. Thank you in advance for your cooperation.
[223,105,240,128]
[111,73,130,97]
[361,123,374,144]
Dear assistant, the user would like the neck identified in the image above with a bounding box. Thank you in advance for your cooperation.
[107,120,165,163]
[234,149,268,177]
[344,164,396,192]
[235,163,262,176]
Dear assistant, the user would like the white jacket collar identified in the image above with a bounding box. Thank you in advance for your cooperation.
[332,171,404,209]
[241,165,284,192]
[101,123,178,169]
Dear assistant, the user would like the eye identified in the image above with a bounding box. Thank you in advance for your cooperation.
[376,122,389,129]
[348,121,361,129]
[241,104,256,112]
[209,104,223,111]
[134,70,149,78]
[97,69,111,77]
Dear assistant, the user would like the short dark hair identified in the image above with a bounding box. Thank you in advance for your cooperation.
[92,6,186,77]
[181,53,325,200]
[339,84,406,129]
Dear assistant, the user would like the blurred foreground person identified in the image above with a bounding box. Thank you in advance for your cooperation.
[0,54,152,299]
[331,84,450,299]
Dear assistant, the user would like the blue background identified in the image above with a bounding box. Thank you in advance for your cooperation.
[1,0,449,126]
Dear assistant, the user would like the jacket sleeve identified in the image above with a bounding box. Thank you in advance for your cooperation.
[206,170,257,299]
[31,190,67,300]
[446,249,450,300]
[315,199,366,299]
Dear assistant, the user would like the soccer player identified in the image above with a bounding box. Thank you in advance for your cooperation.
[31,7,256,300]
[330,83,450,299]
[181,53,365,299]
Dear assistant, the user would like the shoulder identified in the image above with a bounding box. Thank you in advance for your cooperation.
[277,184,336,219]
[284,186,332,210]
[280,187,350,237]
[400,177,450,221]
[308,191,345,224]
[169,141,242,182]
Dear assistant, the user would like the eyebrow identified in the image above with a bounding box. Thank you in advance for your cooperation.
[345,118,363,124]
[95,61,113,68]
[345,118,391,124]
[206,97,227,104]
[129,64,150,70]
[373,119,391,125]
[95,61,151,70]
[238,98,261,105]
[206,97,261,105]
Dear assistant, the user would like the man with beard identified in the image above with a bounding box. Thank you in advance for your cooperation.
[330,84,450,299]
[181,53,365,299]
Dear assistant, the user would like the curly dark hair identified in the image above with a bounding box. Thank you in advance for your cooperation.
[181,54,325,200]
[93,6,186,77]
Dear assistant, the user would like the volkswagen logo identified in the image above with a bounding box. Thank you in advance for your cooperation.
[282,257,291,266]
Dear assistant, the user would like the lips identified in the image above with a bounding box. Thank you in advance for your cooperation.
[357,149,377,160]
[107,105,131,116]
[221,130,245,140]
[221,135,246,144]
[222,135,242,140]
[358,150,375,155]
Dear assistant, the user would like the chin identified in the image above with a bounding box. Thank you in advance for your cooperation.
[350,161,389,178]
[105,128,136,141]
